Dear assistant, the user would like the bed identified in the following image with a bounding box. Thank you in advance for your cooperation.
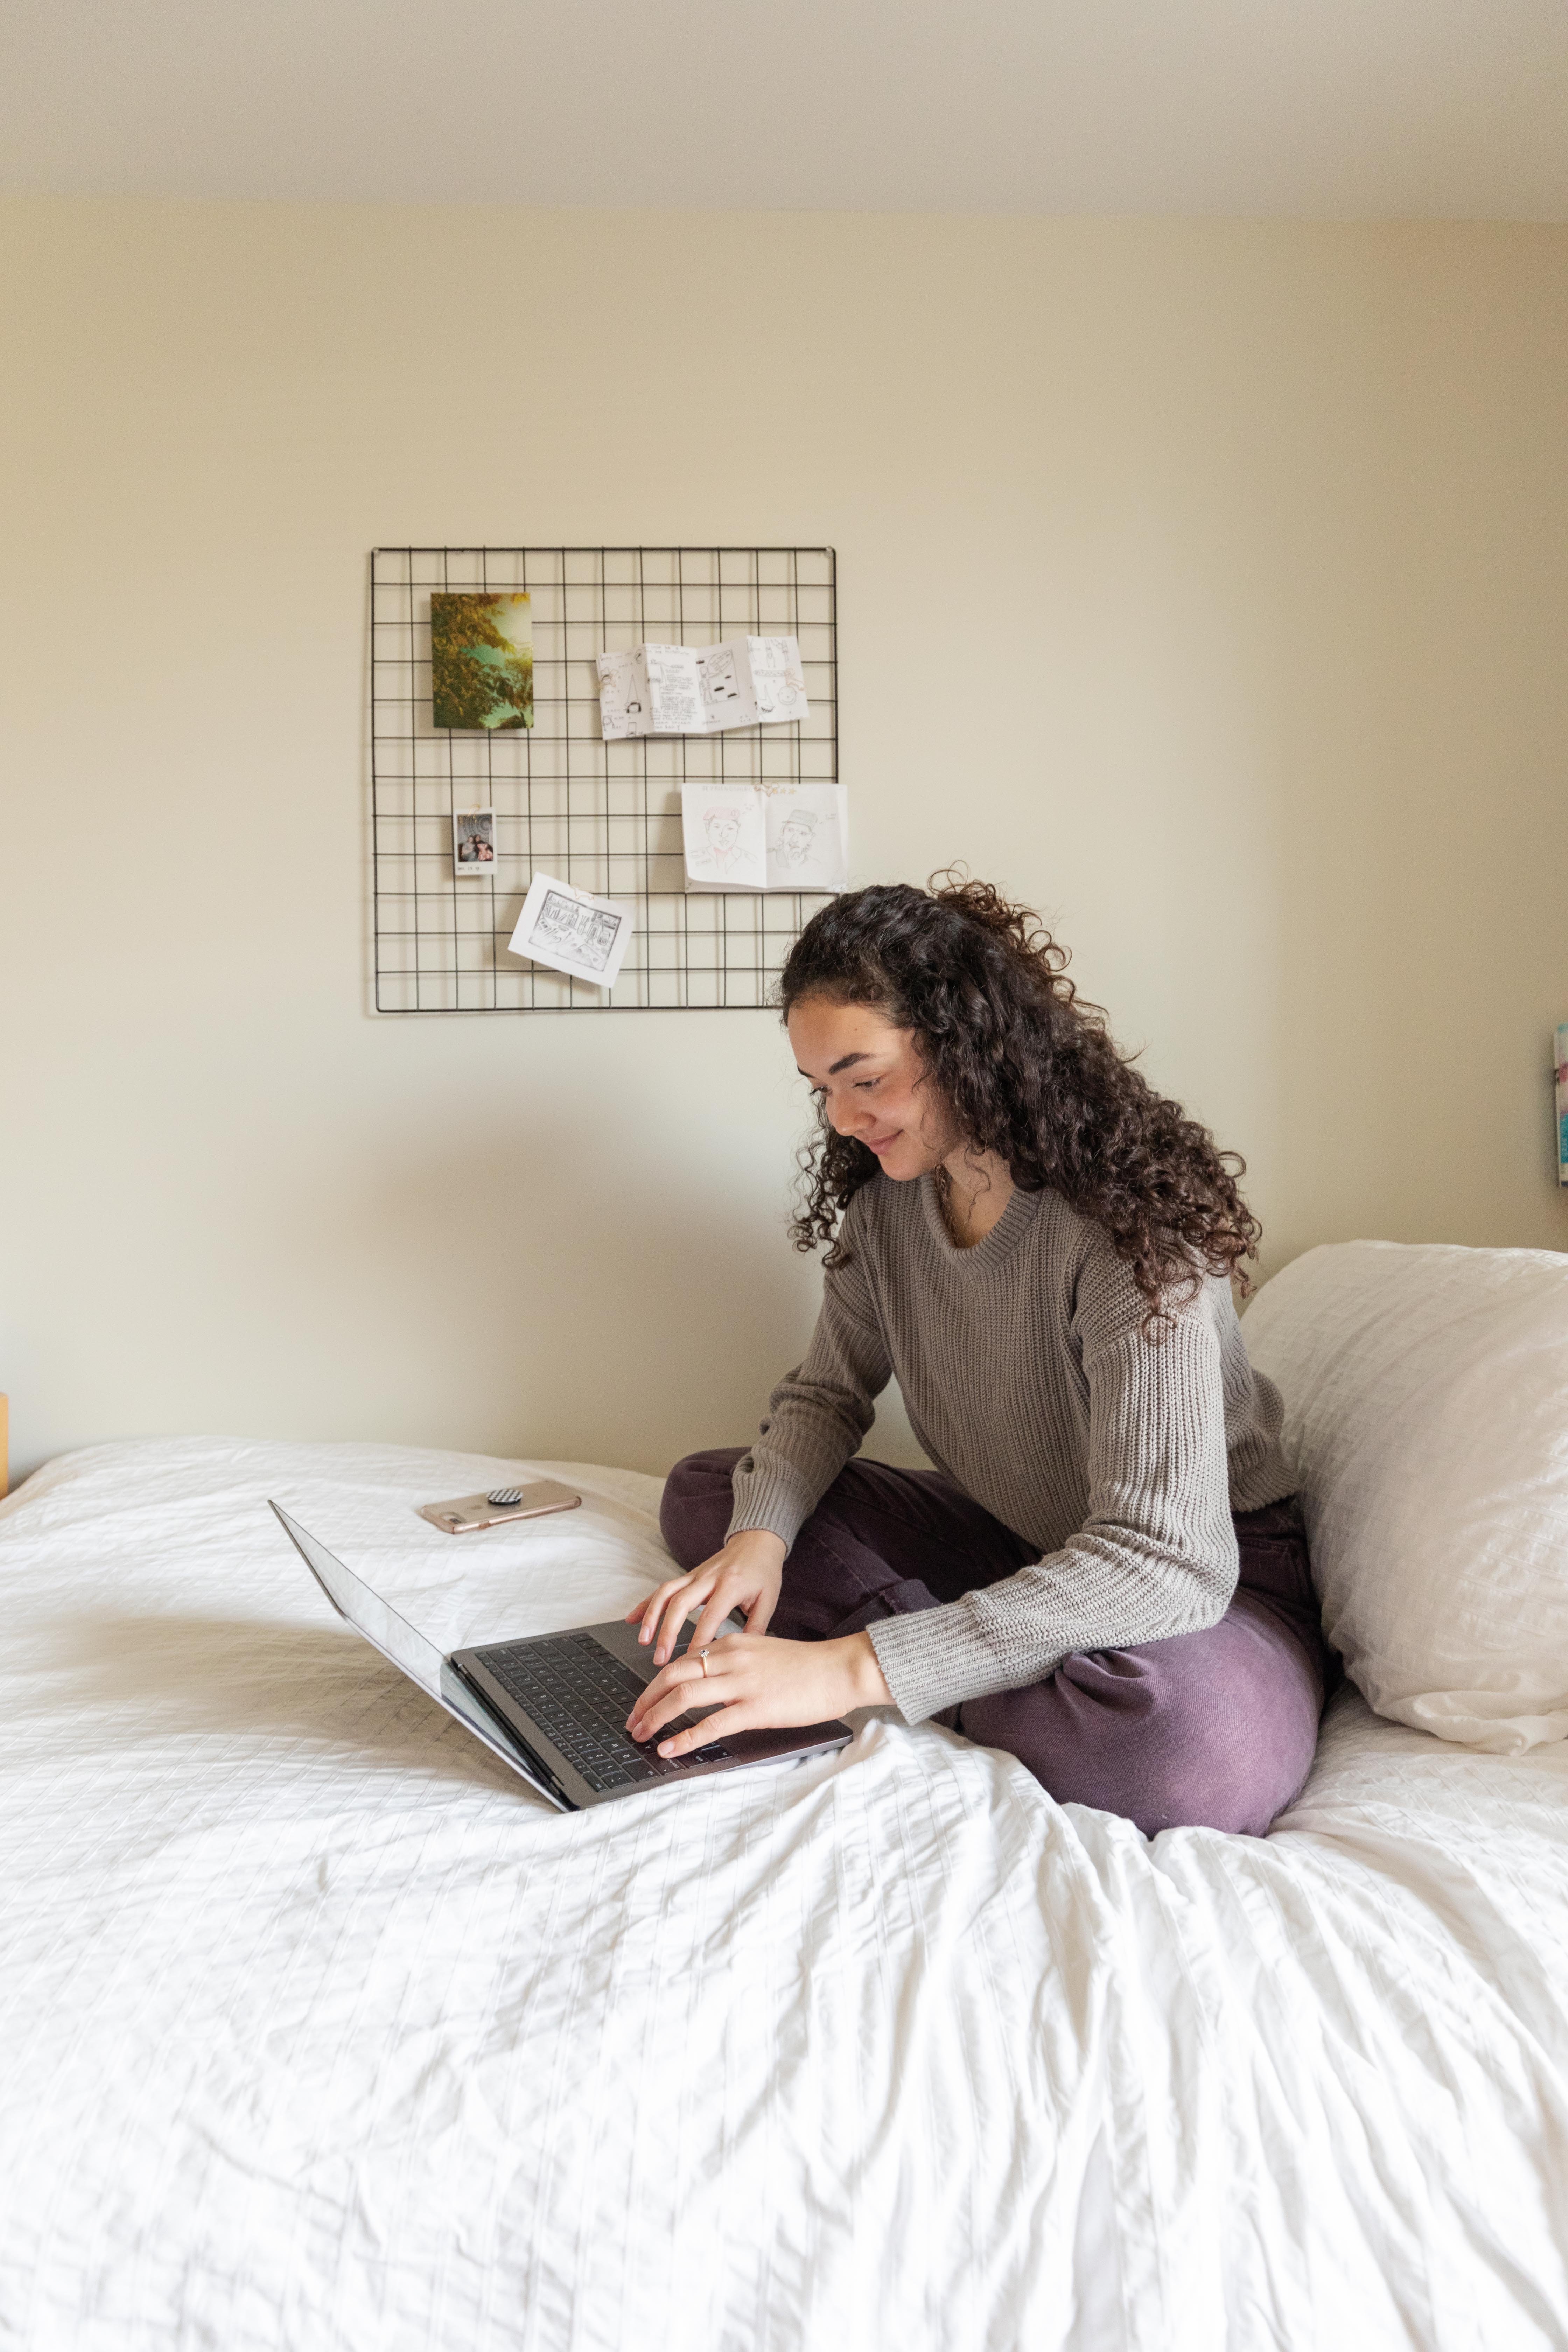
[3,1252,1568,2348]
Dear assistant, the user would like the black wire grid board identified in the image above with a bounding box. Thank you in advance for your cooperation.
[370,547,838,1012]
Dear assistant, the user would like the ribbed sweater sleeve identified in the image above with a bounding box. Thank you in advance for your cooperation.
[726,1231,892,1550]
[867,1250,1240,1724]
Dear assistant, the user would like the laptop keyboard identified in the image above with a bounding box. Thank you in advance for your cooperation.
[474,1631,733,1793]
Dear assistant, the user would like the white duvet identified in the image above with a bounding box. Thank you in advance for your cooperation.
[2,1438,1566,2352]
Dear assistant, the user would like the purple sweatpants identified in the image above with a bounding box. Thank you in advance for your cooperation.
[660,1449,1337,1837]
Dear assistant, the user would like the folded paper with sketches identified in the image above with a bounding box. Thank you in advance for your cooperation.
[598,638,808,740]
[508,873,634,988]
[682,783,847,893]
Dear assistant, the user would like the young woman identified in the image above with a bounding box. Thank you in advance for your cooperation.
[625,878,1333,1836]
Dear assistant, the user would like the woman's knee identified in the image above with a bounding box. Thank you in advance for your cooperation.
[963,1693,1309,1837]
[658,1447,747,1568]
[960,1609,1325,1837]
[1099,1710,1316,1837]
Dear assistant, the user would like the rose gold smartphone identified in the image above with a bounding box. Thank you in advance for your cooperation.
[418,1480,583,1534]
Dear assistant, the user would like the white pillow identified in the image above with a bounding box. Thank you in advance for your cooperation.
[1242,1240,1568,1753]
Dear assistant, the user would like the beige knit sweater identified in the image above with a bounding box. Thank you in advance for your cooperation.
[726,1173,1293,1724]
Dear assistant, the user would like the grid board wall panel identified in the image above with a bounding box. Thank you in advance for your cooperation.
[371,547,837,1012]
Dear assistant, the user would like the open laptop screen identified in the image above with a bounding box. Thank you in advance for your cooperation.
[269,1501,569,1807]
[274,1503,446,1695]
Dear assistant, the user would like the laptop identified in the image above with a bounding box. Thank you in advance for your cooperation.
[270,1502,852,1813]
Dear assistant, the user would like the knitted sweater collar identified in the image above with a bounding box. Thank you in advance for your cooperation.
[917,1172,1042,1273]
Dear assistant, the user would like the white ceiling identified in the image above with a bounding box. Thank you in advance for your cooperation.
[4,0,1568,218]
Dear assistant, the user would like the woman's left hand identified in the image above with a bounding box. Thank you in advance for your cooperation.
[626,1629,892,1759]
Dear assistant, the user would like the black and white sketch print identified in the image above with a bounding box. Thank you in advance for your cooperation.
[507,872,635,989]
[535,890,619,972]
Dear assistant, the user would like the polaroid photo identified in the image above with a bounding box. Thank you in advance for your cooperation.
[453,808,498,874]
[507,872,635,988]
[681,784,768,890]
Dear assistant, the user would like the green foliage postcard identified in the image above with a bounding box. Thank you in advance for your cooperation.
[430,592,534,731]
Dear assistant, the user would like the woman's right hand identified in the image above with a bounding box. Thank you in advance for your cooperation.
[626,1528,788,1666]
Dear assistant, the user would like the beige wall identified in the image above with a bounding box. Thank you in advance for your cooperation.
[3,199,1566,1483]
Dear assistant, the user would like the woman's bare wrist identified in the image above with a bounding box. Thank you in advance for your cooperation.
[841,1629,893,1708]
[731,1527,787,1563]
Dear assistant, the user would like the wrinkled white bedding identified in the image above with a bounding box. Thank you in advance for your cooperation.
[2,1437,1566,2352]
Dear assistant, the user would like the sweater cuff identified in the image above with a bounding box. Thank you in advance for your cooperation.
[868,1599,1062,1728]
[726,1459,819,1552]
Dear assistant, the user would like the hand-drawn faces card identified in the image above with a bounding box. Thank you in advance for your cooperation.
[681,785,768,890]
[452,808,497,873]
[766,785,848,890]
[508,872,634,987]
[431,592,534,732]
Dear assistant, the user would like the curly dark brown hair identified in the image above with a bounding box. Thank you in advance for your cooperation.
[777,875,1260,1329]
